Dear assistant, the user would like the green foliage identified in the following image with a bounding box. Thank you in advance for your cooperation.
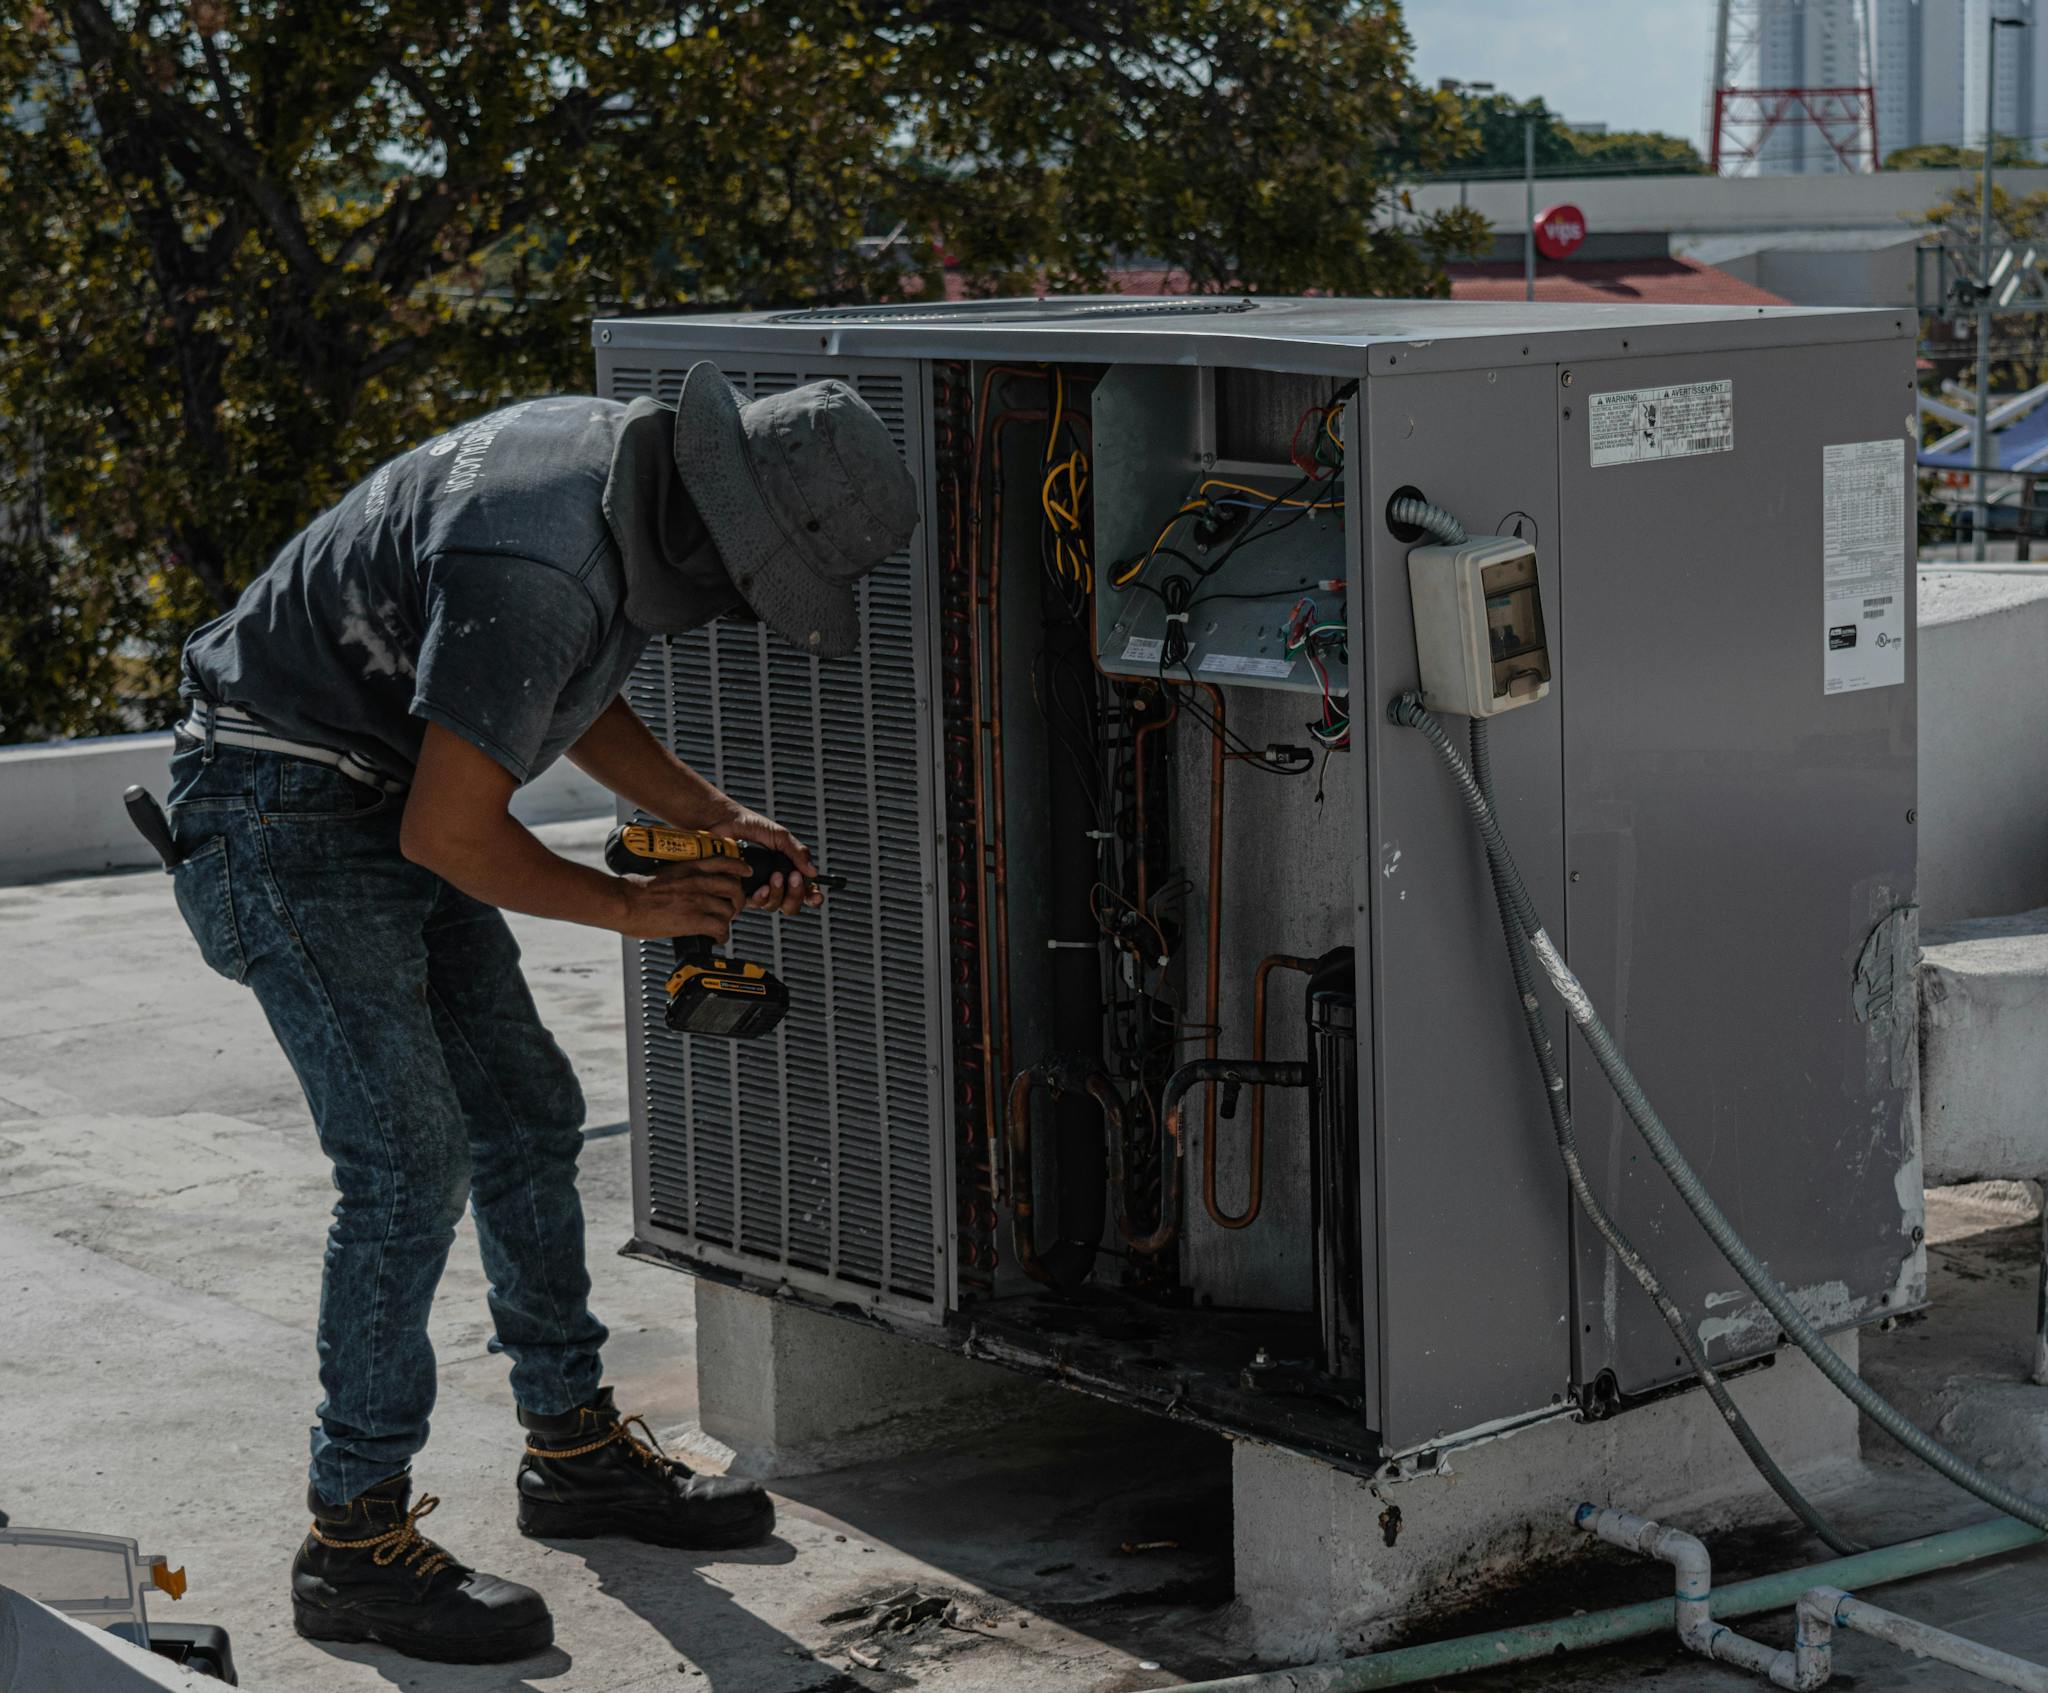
[1885,139,2035,172]
[0,0,1487,742]
[1919,178,2048,391]
[1437,91,1705,179]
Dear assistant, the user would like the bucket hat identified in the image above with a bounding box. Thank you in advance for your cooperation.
[670,362,919,658]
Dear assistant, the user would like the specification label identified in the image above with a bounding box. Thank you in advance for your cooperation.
[1120,635,1164,664]
[1822,438,1907,695]
[1589,379,1735,467]
[1197,652,1295,680]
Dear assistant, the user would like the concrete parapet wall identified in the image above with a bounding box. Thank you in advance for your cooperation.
[1918,573,2048,927]
[1921,907,2048,1188]
[0,732,609,883]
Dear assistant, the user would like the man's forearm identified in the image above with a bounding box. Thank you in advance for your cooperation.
[413,804,631,931]
[567,696,729,826]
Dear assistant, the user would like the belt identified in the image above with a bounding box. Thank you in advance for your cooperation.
[175,701,410,797]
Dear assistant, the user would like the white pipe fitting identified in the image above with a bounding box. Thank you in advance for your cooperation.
[1573,1505,1818,1690]
[1803,1586,2048,1692]
[1576,1504,2048,1693]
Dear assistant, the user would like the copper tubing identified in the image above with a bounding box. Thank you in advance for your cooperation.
[964,377,1046,1165]
[1005,1060,1132,1285]
[1130,691,1177,913]
[1203,953,1321,1229]
[985,409,1043,1116]
[1165,1058,1308,1249]
[1194,680,1228,1174]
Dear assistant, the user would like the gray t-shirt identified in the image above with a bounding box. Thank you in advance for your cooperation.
[181,397,650,784]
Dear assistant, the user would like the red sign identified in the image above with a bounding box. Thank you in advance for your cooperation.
[1533,203,1588,261]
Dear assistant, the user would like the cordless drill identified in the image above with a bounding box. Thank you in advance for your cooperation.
[603,822,844,1040]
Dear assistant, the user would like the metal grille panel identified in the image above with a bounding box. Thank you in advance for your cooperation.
[611,357,945,1317]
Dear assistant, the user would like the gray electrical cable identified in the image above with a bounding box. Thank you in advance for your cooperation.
[1388,495,1468,547]
[1468,718,1859,1556]
[1393,691,2048,1535]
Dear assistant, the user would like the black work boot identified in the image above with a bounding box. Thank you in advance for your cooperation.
[517,1387,776,1549]
[291,1473,553,1663]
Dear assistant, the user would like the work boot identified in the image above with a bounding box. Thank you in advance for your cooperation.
[516,1386,776,1549]
[291,1473,553,1663]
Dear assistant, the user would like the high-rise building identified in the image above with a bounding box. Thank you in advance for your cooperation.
[1750,0,1877,171]
[1875,0,2032,160]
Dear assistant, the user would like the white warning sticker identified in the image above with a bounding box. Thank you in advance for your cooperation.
[1589,379,1734,467]
[1198,652,1295,680]
[1822,438,1907,695]
[1121,635,1165,664]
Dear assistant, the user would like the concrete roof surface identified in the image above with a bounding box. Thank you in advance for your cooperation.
[3,818,2045,1690]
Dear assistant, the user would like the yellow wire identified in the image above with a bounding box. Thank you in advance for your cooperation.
[1198,477,1344,509]
[1324,406,1343,450]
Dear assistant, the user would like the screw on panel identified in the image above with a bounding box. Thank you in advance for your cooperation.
[1563,407,1572,420]
[601,329,612,343]
[1561,370,1574,387]
[1907,808,1917,824]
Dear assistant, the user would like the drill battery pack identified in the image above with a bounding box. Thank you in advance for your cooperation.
[663,950,791,1040]
[606,820,842,1042]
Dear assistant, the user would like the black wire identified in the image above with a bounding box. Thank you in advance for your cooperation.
[1163,658,1315,777]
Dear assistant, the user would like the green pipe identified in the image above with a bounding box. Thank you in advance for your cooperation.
[1171,1519,2044,1692]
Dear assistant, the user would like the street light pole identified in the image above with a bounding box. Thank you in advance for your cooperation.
[1975,13,2025,560]
[1524,116,1536,302]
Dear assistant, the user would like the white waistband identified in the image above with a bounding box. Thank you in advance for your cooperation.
[176,703,409,796]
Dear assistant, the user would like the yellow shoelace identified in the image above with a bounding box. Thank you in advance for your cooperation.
[524,1410,684,1475]
[307,1492,454,1579]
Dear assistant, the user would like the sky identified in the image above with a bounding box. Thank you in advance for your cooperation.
[1405,0,1715,149]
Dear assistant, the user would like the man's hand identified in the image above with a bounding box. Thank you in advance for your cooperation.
[568,699,822,917]
[616,861,750,942]
[697,801,821,917]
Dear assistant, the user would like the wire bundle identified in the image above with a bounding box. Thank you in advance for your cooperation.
[1040,371,1093,613]
[1284,596,1350,748]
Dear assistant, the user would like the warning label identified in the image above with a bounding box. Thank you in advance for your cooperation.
[1589,379,1735,467]
[1822,438,1907,695]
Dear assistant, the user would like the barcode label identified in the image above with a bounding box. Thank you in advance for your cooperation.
[1590,380,1735,468]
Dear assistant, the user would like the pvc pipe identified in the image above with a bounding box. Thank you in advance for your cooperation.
[1806,1586,2048,1692]
[1166,1518,2043,1692]
[1576,1506,1806,1689]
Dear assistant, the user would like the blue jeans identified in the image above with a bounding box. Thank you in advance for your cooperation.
[165,741,607,1505]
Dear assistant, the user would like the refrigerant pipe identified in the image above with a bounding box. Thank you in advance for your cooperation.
[1164,1516,2044,1693]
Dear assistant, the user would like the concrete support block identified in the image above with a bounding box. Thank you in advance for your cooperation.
[1918,574,2048,926]
[689,1281,1044,1477]
[1231,1333,1861,1662]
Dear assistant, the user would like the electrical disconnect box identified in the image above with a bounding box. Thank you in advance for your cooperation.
[595,298,1921,1469]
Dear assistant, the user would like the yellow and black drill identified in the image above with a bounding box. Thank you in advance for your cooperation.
[603,822,844,1041]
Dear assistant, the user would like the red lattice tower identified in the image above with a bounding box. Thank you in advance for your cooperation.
[1707,0,1878,175]
[1710,85,1879,173]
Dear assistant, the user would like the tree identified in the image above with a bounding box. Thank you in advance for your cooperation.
[1919,178,2048,388]
[0,1,1488,742]
[1885,139,2035,172]
[1438,91,1704,178]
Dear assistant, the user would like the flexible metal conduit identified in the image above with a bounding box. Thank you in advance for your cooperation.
[1390,691,2048,1535]
[1467,719,1854,1553]
[1382,483,1852,1548]
[1165,1518,2044,1693]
